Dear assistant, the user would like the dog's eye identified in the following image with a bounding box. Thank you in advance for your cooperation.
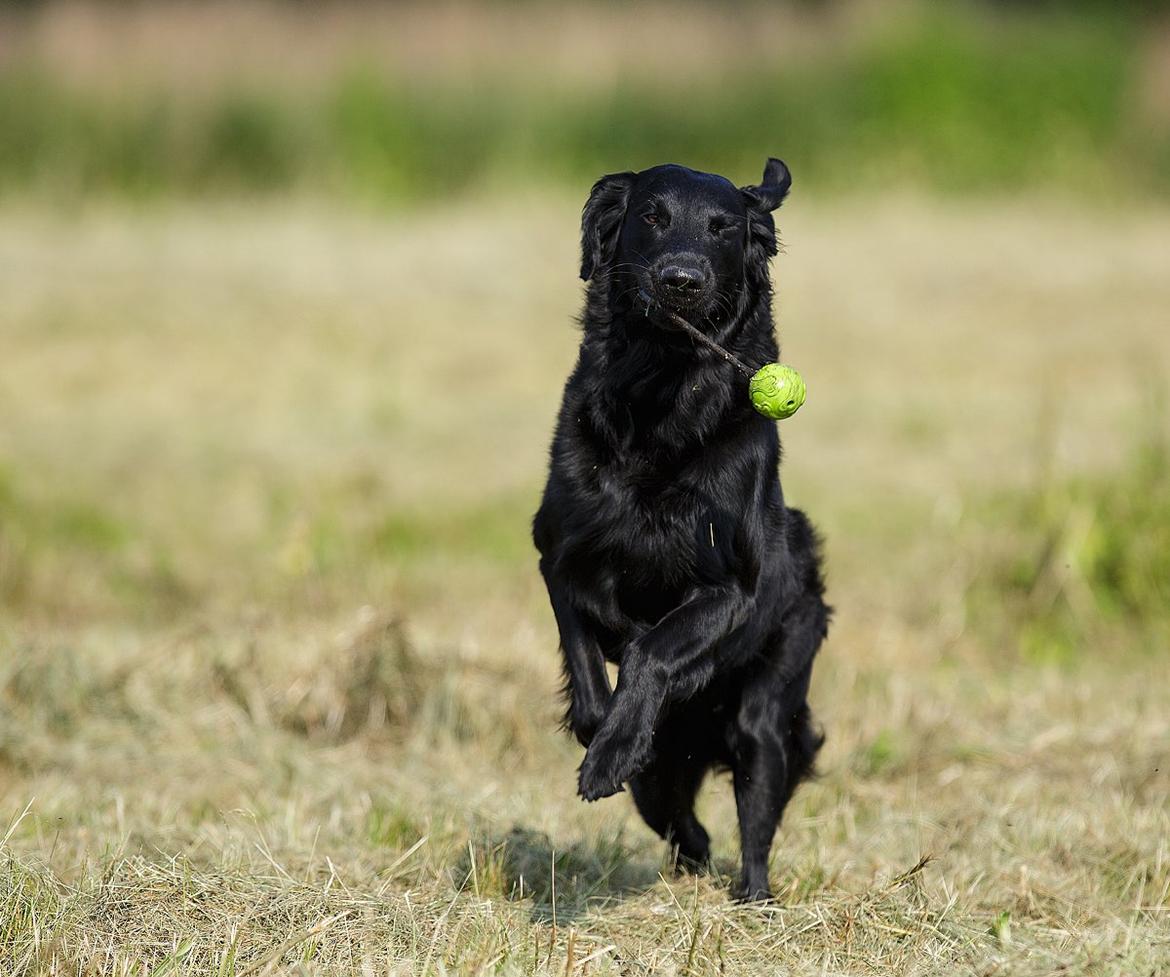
[642,212,660,226]
[709,219,739,238]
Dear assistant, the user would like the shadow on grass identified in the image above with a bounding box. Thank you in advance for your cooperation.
[459,825,663,923]
[461,824,741,922]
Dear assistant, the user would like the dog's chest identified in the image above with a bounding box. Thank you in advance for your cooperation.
[589,453,712,568]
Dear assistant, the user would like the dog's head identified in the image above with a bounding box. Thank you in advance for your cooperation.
[579,158,790,320]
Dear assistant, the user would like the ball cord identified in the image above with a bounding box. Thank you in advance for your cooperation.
[637,290,756,380]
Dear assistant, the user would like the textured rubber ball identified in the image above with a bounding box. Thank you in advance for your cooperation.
[748,363,806,420]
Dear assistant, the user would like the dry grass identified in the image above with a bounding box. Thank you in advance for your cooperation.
[1,194,1168,974]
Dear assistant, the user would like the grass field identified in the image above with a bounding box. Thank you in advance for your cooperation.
[1,194,1169,974]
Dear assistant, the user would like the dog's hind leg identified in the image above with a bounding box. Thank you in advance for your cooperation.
[731,713,788,900]
[731,657,822,901]
[630,748,711,871]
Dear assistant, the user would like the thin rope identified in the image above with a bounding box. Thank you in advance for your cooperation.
[656,305,756,380]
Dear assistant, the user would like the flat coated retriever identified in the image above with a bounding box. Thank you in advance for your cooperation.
[533,158,828,901]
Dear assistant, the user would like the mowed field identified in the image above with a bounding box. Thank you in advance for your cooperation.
[1,195,1168,975]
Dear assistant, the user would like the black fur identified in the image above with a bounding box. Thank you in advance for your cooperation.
[533,159,829,901]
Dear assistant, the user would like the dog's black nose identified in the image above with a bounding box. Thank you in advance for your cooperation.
[659,264,704,292]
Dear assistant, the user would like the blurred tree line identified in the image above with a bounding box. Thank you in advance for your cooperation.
[0,0,1167,200]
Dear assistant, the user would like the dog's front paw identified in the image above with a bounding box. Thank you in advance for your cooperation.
[576,753,624,801]
[576,722,654,801]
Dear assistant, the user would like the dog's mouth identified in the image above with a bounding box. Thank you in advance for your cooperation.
[637,287,709,320]
[636,288,756,379]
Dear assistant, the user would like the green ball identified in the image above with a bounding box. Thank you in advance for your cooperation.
[748,363,806,420]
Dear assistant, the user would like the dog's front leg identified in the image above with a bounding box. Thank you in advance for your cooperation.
[628,583,756,701]
[541,561,613,747]
[576,652,665,800]
[577,584,755,800]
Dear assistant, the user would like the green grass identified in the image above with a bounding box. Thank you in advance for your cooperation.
[2,3,1164,201]
[971,417,1170,661]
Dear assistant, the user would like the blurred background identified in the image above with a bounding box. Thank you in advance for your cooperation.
[2,0,1169,199]
[1,2,1168,974]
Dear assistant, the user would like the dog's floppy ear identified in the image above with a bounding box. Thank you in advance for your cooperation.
[580,172,635,281]
[740,157,791,213]
[739,159,791,293]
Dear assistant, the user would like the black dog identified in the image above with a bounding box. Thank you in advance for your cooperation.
[532,158,828,901]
